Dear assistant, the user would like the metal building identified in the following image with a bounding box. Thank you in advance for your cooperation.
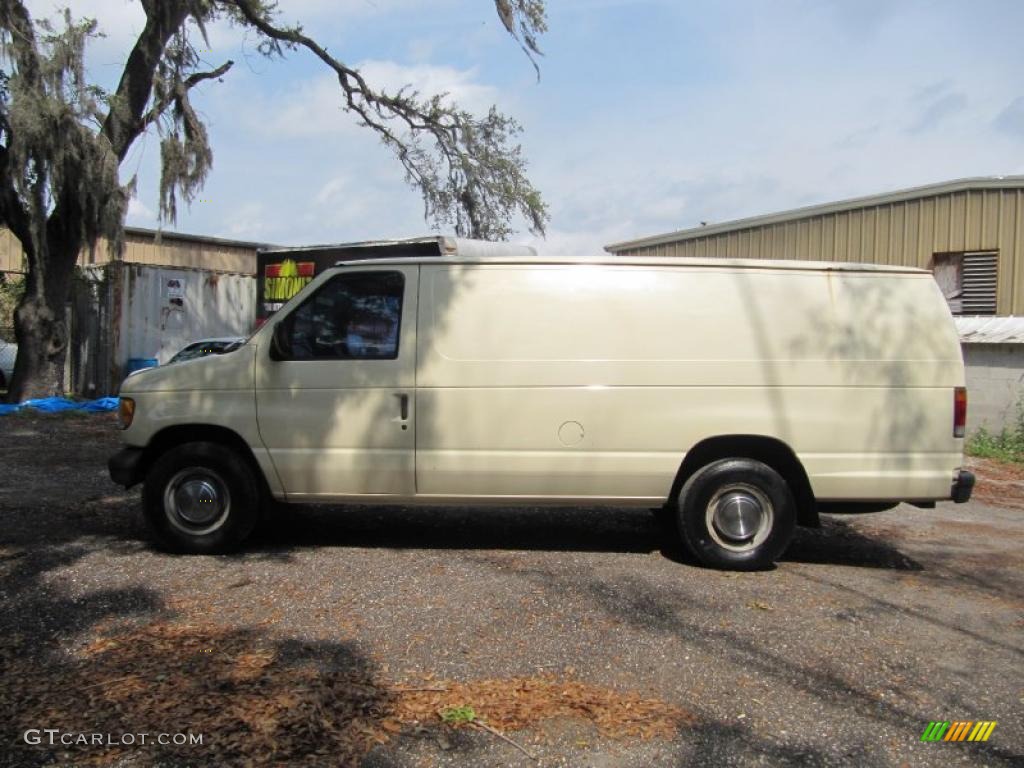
[0,225,263,277]
[0,226,265,396]
[606,176,1024,317]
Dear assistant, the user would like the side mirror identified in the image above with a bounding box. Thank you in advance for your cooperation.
[269,321,290,361]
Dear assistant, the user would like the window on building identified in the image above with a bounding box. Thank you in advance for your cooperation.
[930,252,998,316]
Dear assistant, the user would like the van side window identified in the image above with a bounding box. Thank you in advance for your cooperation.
[279,271,404,360]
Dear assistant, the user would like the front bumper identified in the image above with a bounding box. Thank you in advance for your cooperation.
[951,469,975,504]
[108,447,145,488]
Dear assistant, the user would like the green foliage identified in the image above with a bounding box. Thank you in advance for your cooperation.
[0,7,129,254]
[2,0,548,247]
[966,396,1024,463]
[0,274,23,329]
[495,0,547,79]
[440,705,478,725]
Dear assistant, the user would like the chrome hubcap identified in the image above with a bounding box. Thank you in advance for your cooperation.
[175,479,221,524]
[164,469,230,535]
[706,483,773,552]
[713,491,763,542]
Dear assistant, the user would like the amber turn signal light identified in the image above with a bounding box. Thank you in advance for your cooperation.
[119,397,135,430]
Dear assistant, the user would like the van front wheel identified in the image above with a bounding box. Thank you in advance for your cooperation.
[677,459,796,570]
[143,442,261,554]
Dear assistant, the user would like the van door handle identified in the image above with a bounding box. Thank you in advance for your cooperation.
[396,393,409,425]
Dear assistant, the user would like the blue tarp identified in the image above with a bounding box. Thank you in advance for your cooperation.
[82,397,120,412]
[0,396,119,415]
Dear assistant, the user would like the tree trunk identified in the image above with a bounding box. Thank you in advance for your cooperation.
[5,232,78,402]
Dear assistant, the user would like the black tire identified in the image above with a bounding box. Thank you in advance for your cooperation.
[651,505,675,527]
[143,441,261,554]
[676,458,796,571]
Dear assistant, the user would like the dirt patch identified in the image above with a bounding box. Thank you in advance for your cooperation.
[967,456,1024,510]
[2,618,692,766]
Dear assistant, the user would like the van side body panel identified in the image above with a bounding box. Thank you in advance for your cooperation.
[415,264,964,503]
[117,345,284,496]
[119,257,966,509]
[253,265,420,499]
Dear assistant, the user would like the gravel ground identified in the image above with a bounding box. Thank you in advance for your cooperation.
[0,412,1022,767]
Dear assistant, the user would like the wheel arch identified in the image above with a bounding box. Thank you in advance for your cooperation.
[669,434,818,527]
[139,424,273,498]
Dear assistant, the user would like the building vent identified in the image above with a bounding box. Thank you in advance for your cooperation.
[961,252,998,315]
[931,251,998,316]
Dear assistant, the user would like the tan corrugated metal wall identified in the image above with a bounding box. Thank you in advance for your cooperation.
[617,189,1024,314]
[0,230,24,274]
[0,229,257,276]
[107,234,255,274]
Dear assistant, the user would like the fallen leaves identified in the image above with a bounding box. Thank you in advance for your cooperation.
[397,677,694,739]
[2,618,695,766]
[967,457,1024,511]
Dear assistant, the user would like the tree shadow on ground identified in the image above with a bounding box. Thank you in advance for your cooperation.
[0,523,399,767]
[677,721,879,767]
[481,566,1024,768]
[1,512,702,768]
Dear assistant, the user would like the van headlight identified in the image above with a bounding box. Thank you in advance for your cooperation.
[118,397,135,429]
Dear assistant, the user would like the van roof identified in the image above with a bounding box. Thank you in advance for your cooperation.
[260,235,536,259]
[332,254,929,275]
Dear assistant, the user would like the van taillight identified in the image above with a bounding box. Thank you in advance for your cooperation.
[954,387,967,438]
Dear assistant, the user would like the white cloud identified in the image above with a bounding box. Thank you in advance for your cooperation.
[249,60,497,140]
[269,0,447,21]
[315,177,348,206]
[127,197,154,222]
[28,0,145,42]
[224,202,271,239]
[520,226,631,257]
[354,60,497,113]
[251,75,357,138]
[908,89,969,134]
[994,97,1024,139]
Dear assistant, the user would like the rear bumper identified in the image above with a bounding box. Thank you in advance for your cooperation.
[108,447,145,488]
[951,469,975,504]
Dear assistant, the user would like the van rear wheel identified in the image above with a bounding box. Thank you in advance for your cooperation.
[677,458,796,570]
[143,441,261,554]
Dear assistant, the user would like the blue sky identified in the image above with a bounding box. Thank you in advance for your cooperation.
[30,0,1024,253]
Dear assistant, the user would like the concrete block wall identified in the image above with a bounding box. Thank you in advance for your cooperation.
[963,343,1024,433]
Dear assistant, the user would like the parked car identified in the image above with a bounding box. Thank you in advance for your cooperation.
[0,340,16,390]
[109,252,973,569]
[167,337,246,365]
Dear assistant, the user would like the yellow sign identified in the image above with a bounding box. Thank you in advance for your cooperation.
[264,259,314,301]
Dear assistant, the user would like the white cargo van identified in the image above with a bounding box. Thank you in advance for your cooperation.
[110,243,974,570]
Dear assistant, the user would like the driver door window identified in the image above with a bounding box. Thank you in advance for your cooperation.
[278,271,404,360]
